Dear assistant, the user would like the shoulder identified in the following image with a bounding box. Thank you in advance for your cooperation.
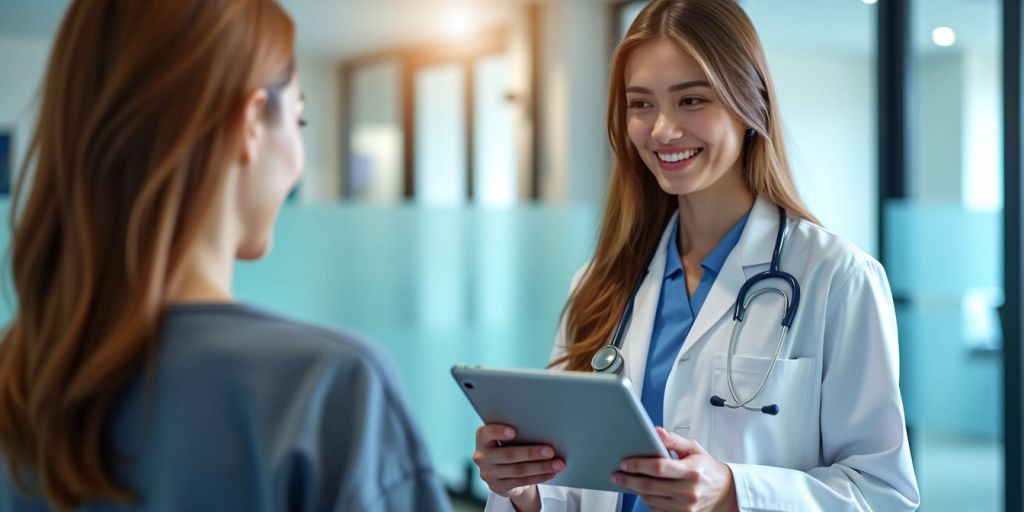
[165,302,380,353]
[569,261,593,290]
[159,302,401,393]
[785,217,883,281]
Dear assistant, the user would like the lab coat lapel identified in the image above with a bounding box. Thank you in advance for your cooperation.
[621,219,676,395]
[677,197,778,360]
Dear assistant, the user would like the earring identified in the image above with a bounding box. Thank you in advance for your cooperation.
[745,128,756,139]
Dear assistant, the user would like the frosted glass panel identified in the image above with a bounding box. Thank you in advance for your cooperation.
[885,201,1001,297]
[415,64,466,206]
[232,204,600,488]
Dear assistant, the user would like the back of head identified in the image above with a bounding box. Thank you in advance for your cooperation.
[557,0,816,372]
[0,0,294,508]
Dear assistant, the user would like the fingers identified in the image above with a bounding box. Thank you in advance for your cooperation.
[480,458,565,496]
[476,424,517,447]
[618,456,693,480]
[473,424,566,495]
[481,457,564,480]
[492,445,558,465]
[655,427,704,457]
[611,472,688,499]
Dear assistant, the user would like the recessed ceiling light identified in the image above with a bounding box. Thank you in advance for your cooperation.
[442,6,474,40]
[932,26,957,47]
[862,0,878,4]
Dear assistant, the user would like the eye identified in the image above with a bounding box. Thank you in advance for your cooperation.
[627,99,653,110]
[680,97,705,107]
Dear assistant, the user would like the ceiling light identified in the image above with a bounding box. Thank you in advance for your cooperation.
[932,26,957,47]
[862,0,878,4]
[442,6,474,40]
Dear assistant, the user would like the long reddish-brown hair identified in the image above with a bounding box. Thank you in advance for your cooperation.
[0,0,294,508]
[553,0,819,371]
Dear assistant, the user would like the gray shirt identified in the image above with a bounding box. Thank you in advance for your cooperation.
[0,302,451,512]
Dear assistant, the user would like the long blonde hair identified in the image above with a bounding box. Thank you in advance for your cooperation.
[554,0,818,371]
[0,0,294,508]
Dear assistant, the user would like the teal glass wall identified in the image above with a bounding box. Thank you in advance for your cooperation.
[234,204,600,488]
[0,202,599,493]
[888,1,1004,510]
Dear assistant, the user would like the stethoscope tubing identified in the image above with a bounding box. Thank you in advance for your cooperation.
[593,205,799,416]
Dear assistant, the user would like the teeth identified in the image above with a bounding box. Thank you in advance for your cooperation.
[657,148,701,162]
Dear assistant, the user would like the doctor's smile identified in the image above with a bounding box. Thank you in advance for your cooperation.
[654,147,703,171]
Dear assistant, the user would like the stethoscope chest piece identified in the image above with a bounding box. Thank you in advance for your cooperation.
[592,345,625,375]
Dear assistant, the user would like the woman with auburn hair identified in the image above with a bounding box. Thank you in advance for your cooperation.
[473,1,918,511]
[0,0,450,510]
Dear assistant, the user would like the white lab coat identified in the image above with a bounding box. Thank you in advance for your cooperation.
[487,196,920,511]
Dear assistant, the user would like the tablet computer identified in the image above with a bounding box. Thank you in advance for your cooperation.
[452,365,669,493]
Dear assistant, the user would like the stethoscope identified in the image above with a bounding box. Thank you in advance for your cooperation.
[590,206,800,416]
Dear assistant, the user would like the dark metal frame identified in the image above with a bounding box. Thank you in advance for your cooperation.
[0,127,12,195]
[528,3,542,201]
[877,0,911,269]
[1004,1,1023,510]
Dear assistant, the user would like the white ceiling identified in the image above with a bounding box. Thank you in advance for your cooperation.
[0,0,534,59]
[0,0,1001,60]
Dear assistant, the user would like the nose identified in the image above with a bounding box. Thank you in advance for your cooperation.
[651,111,684,144]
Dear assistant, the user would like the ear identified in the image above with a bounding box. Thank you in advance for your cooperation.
[239,88,269,168]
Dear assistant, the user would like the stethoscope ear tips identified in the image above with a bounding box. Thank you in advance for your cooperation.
[710,395,726,407]
[761,404,780,415]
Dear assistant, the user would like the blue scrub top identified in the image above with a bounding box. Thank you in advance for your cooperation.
[0,303,451,512]
[622,211,749,512]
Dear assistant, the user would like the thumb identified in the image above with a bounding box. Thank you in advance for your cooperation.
[656,427,705,458]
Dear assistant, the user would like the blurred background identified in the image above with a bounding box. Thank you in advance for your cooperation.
[0,0,1012,510]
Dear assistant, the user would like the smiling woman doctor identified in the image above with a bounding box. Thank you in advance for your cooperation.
[472,1,920,511]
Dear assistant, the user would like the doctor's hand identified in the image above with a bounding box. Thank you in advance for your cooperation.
[474,424,565,507]
[612,427,739,512]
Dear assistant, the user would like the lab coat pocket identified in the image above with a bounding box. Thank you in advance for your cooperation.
[707,353,815,469]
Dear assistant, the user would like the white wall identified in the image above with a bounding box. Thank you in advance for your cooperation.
[767,49,878,256]
[0,34,51,182]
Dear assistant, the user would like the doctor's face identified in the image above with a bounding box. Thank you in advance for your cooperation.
[624,38,747,198]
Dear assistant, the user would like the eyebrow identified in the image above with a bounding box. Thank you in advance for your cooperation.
[625,80,711,94]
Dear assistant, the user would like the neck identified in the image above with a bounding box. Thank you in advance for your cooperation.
[169,187,238,304]
[172,245,235,303]
[675,167,755,262]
